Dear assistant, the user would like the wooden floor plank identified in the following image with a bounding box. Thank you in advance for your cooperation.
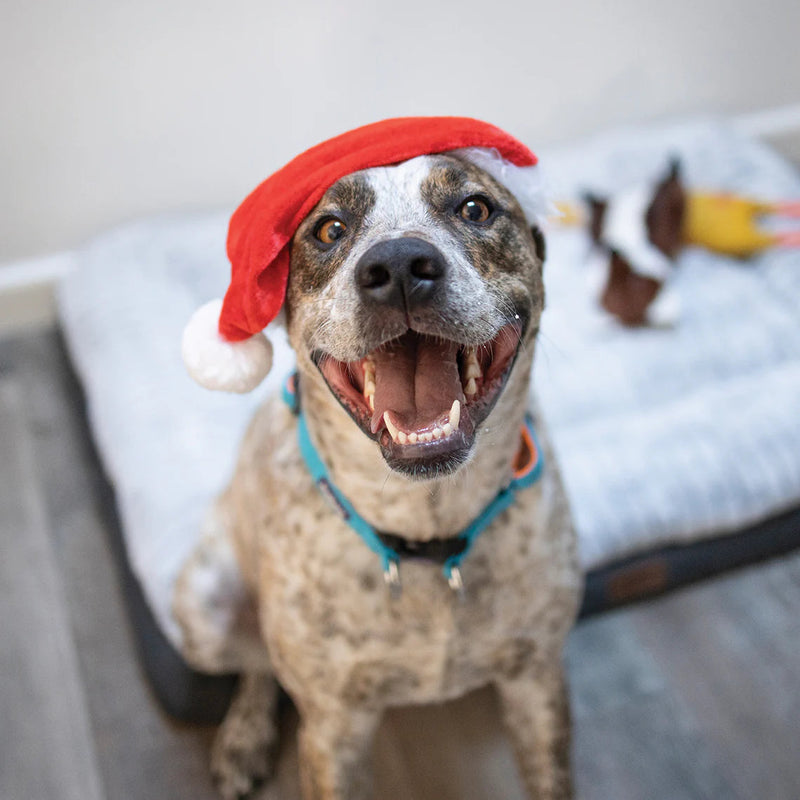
[630,564,800,800]
[567,611,742,800]
[0,378,105,800]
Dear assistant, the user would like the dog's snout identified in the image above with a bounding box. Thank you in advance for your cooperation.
[355,237,446,310]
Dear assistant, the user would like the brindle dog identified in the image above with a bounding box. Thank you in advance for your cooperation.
[174,152,581,800]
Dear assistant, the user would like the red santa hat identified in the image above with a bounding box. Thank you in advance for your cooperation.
[182,116,541,393]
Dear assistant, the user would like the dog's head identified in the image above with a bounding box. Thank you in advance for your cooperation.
[284,153,546,479]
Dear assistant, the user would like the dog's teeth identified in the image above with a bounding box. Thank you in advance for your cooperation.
[465,363,482,380]
[397,431,408,445]
[408,432,418,444]
[363,361,376,410]
[464,357,482,380]
[422,432,433,442]
[449,399,461,430]
[465,377,477,396]
[432,427,443,440]
[383,412,400,443]
[464,348,482,379]
[443,423,453,436]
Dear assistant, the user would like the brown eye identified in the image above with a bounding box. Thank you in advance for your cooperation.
[315,217,347,245]
[458,196,492,223]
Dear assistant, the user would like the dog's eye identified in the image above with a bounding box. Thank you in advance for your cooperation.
[458,196,492,224]
[315,217,348,245]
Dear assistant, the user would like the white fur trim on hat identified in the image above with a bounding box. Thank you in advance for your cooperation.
[182,299,273,393]
[455,147,551,225]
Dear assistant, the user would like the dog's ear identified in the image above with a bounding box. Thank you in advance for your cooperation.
[530,225,546,264]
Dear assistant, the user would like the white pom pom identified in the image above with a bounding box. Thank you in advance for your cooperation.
[181,299,273,393]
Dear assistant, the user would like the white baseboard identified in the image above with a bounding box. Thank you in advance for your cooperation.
[0,252,75,338]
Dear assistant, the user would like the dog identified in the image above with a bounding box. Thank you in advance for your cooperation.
[174,143,581,799]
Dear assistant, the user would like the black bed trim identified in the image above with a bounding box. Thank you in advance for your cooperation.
[579,507,800,617]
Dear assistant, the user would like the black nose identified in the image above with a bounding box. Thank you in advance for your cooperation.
[355,237,447,311]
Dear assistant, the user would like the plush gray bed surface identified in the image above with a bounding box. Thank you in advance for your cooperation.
[58,118,800,657]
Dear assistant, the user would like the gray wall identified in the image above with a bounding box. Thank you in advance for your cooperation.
[2,0,799,262]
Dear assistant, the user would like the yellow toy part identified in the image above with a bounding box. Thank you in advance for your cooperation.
[683,192,781,257]
[551,200,586,227]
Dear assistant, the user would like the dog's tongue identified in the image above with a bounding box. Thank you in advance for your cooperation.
[370,332,461,433]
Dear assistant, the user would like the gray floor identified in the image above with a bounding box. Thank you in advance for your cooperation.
[2,330,799,800]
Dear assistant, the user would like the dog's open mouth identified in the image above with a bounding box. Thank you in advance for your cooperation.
[313,324,522,476]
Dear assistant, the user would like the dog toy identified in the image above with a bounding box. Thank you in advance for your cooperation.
[683,193,800,256]
[565,160,800,326]
[182,116,544,392]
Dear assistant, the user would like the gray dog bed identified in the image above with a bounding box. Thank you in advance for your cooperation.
[59,118,800,721]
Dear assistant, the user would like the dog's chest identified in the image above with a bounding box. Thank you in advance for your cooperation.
[250,469,572,706]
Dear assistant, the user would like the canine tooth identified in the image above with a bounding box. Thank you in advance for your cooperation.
[383,412,400,443]
[449,400,461,430]
[397,431,408,445]
[408,432,418,444]
[432,427,443,440]
[363,378,375,411]
[464,348,481,379]
[443,423,453,436]
[465,377,477,396]
[465,361,482,380]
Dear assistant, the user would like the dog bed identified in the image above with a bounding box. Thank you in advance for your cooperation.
[58,118,800,721]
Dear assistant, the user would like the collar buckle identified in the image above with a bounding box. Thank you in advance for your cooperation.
[447,565,465,596]
[383,560,402,598]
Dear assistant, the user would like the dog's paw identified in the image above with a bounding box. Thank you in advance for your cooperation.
[211,675,279,799]
[211,719,276,800]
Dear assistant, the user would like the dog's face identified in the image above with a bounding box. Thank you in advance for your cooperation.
[285,153,545,478]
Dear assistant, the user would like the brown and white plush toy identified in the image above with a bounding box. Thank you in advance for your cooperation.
[582,159,800,327]
[584,160,685,327]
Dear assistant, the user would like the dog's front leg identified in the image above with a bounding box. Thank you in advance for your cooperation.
[495,660,573,800]
[212,672,280,800]
[296,701,381,800]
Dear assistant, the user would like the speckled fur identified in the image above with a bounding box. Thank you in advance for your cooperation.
[174,155,581,799]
